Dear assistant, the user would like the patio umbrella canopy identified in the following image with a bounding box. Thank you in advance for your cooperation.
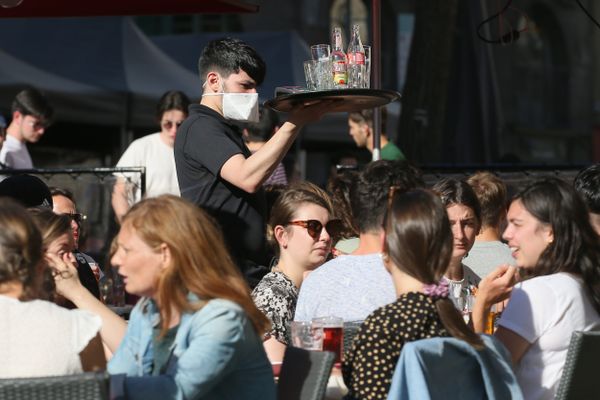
[0,0,259,18]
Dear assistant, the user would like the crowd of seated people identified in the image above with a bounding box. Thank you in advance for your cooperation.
[2,152,600,400]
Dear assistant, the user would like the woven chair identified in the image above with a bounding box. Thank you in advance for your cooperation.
[0,372,109,400]
[277,347,335,400]
[342,321,363,354]
[555,330,600,400]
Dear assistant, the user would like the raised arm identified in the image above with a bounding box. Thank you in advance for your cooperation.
[49,253,128,353]
[220,102,332,193]
[111,177,131,224]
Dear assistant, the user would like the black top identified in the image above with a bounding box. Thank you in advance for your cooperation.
[174,104,268,286]
[342,292,449,400]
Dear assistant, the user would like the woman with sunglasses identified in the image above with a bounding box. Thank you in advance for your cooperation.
[343,189,483,400]
[252,181,341,363]
[472,178,600,400]
[113,90,190,224]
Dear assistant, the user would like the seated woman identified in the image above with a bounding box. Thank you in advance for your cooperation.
[343,189,483,400]
[52,195,275,399]
[0,198,104,377]
[252,181,341,362]
[473,177,600,400]
[432,178,482,299]
[29,208,77,304]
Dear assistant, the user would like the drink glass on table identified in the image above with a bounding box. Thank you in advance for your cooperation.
[485,303,498,335]
[312,316,344,364]
[291,320,323,350]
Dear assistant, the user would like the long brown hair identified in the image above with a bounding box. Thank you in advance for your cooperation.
[0,198,44,301]
[122,195,270,337]
[383,189,483,348]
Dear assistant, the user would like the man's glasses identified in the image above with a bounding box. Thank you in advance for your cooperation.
[287,219,343,241]
[161,120,184,130]
[24,117,48,131]
[67,213,87,224]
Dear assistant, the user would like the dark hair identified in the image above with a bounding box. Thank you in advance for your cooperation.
[11,88,53,122]
[384,189,483,348]
[348,107,388,131]
[327,169,359,239]
[432,178,482,226]
[467,172,507,228]
[515,177,600,314]
[198,38,266,86]
[0,198,43,301]
[49,186,76,205]
[0,174,53,209]
[267,181,334,256]
[574,164,600,214]
[156,90,191,121]
[350,160,424,233]
[243,106,279,142]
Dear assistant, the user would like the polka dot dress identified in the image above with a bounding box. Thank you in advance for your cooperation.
[342,292,449,400]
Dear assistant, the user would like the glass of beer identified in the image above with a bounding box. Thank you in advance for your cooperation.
[312,316,344,364]
[485,304,498,335]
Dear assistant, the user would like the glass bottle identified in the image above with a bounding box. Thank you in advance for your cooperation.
[331,27,348,88]
[347,24,365,88]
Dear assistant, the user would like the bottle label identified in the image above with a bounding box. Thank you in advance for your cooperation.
[348,52,365,65]
[332,61,347,84]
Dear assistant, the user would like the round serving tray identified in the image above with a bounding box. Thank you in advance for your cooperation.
[264,88,401,113]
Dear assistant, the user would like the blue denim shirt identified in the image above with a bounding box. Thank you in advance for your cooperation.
[108,295,276,400]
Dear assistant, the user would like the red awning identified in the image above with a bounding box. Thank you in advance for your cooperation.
[0,0,259,18]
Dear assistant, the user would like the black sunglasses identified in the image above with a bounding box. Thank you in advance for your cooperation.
[287,219,343,240]
[67,213,86,224]
[161,120,184,130]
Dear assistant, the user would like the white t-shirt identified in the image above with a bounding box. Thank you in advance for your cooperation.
[499,272,600,400]
[0,135,32,169]
[115,133,179,204]
[0,295,101,378]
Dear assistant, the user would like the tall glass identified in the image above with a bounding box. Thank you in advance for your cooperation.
[310,44,331,61]
[303,60,317,91]
[485,304,498,335]
[291,320,323,350]
[363,45,371,88]
[312,316,344,364]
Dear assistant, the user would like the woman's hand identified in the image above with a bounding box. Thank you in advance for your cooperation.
[47,252,84,301]
[478,264,519,308]
[472,264,519,332]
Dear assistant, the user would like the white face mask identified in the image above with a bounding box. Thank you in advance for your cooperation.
[221,92,259,123]
[202,79,260,123]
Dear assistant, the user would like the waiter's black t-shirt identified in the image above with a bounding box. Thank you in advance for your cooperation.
[174,104,268,285]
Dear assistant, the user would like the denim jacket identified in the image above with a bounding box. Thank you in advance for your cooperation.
[108,295,276,400]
